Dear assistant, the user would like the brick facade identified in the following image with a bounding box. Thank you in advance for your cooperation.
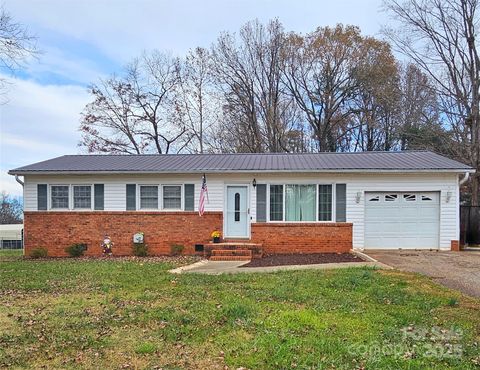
[23,211,223,257]
[251,223,353,254]
[23,212,353,257]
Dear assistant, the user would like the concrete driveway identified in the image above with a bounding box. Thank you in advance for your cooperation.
[364,250,480,298]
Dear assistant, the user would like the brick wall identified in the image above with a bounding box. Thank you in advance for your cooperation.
[23,212,353,257]
[23,211,222,257]
[251,223,353,254]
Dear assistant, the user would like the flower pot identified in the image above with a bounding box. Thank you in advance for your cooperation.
[213,237,220,243]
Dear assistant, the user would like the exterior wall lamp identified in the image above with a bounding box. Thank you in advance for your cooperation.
[446,191,452,203]
[252,178,257,188]
[355,192,362,204]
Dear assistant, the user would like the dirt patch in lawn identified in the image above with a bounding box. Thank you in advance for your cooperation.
[241,253,363,267]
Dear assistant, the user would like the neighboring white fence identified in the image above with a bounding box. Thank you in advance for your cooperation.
[0,224,23,249]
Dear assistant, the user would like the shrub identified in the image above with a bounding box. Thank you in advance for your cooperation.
[170,244,184,256]
[132,243,149,257]
[30,247,48,259]
[65,243,87,257]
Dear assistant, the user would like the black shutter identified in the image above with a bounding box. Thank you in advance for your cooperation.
[37,184,47,210]
[256,184,267,222]
[184,184,195,211]
[94,184,104,210]
[126,184,136,210]
[336,184,347,222]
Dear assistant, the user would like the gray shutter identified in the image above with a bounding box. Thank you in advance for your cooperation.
[37,184,47,210]
[184,184,195,211]
[126,184,136,210]
[256,184,267,222]
[94,184,104,210]
[336,184,347,222]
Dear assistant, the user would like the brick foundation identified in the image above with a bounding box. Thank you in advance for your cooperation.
[451,240,460,251]
[24,212,353,257]
[24,211,222,257]
[251,223,353,254]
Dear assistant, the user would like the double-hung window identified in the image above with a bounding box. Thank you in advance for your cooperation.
[318,185,333,221]
[140,185,158,209]
[163,185,182,209]
[269,185,283,221]
[51,185,69,209]
[73,185,92,209]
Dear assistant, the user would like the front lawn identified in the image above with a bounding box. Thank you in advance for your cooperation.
[0,254,479,369]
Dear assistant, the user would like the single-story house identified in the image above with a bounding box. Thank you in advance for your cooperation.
[8,151,474,257]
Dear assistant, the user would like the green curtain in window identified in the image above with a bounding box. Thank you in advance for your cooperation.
[285,185,316,221]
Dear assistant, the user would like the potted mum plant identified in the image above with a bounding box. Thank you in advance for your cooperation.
[211,230,221,243]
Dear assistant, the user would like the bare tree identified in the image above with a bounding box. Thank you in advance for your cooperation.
[0,6,38,97]
[383,0,480,205]
[80,51,188,154]
[178,47,218,153]
[282,25,366,152]
[211,19,301,153]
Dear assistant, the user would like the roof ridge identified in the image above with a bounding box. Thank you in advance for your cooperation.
[62,150,432,157]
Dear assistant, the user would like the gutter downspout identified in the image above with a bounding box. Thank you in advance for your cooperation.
[15,175,24,187]
[459,172,470,186]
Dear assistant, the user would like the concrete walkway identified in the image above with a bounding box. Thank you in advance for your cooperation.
[170,259,389,275]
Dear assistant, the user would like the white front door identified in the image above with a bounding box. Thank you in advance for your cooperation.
[225,186,249,238]
[364,192,440,249]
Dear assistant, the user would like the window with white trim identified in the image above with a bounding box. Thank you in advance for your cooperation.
[51,185,69,209]
[73,185,92,209]
[163,185,181,209]
[140,185,158,209]
[318,185,332,221]
[269,185,283,221]
[285,184,316,221]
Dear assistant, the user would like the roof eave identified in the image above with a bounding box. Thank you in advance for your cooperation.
[8,168,476,176]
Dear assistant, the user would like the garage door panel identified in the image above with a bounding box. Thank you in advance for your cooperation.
[365,191,440,249]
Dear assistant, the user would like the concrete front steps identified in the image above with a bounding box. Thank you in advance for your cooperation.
[204,242,263,261]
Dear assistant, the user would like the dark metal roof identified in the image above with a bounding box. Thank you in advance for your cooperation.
[8,151,474,175]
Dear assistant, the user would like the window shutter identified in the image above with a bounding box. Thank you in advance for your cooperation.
[37,184,47,210]
[126,184,136,210]
[256,184,267,222]
[94,184,104,210]
[184,184,195,211]
[336,184,347,222]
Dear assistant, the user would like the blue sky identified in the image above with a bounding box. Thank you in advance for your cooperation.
[0,0,386,195]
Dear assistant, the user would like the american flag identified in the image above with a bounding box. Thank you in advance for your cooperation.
[198,174,208,216]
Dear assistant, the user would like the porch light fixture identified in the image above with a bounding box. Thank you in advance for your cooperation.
[252,178,257,188]
[355,192,362,204]
[446,191,452,203]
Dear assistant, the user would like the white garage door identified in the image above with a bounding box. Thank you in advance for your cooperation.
[365,192,440,249]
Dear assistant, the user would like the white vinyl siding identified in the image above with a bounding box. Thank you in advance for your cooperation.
[23,172,460,250]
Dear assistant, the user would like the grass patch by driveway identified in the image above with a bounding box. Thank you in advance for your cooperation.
[1,252,479,369]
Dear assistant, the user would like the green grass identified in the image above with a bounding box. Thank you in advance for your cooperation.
[0,255,479,369]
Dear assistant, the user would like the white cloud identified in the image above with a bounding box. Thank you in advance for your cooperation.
[4,0,385,62]
[0,75,91,196]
